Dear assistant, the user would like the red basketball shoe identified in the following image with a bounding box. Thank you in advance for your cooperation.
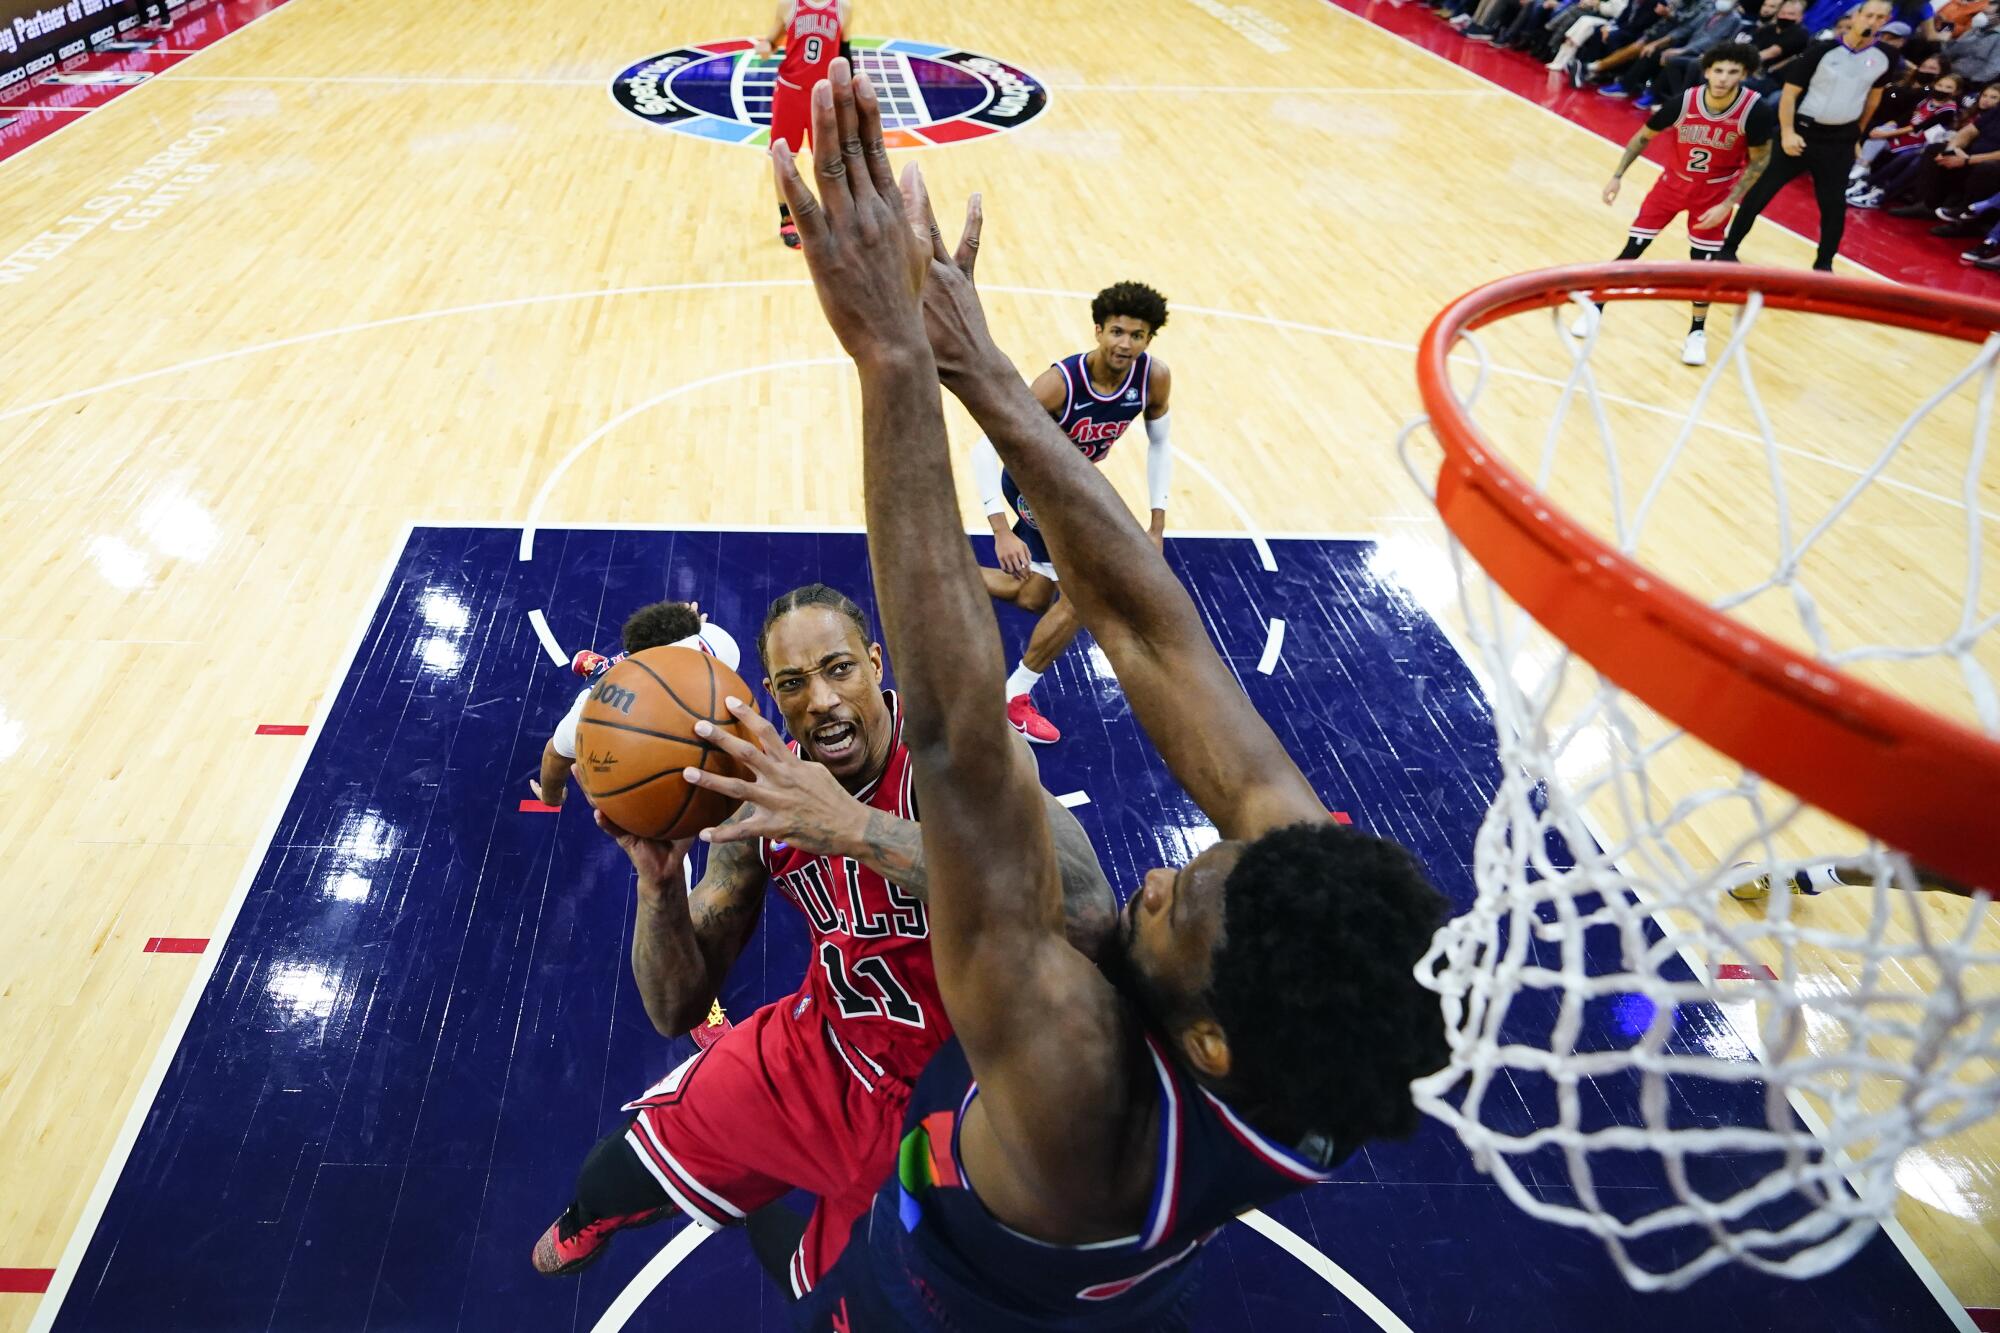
[531,1202,672,1276]
[1006,694,1060,744]
[779,218,801,249]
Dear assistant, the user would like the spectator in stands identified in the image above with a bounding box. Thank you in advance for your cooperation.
[1935,0,1992,36]
[1878,80,2000,215]
[1569,0,1719,86]
[1946,192,2000,264]
[1629,0,1758,103]
[1746,0,1815,86]
[1494,0,1581,53]
[1547,0,1638,67]
[1453,0,1528,44]
[1944,9,2000,78]
[1847,66,1960,193]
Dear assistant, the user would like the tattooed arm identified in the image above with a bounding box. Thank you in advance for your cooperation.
[1603,125,1660,204]
[624,814,767,1037]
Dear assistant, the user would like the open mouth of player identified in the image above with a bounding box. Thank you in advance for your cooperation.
[812,720,859,761]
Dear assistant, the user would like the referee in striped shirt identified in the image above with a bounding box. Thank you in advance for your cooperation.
[1718,0,1898,269]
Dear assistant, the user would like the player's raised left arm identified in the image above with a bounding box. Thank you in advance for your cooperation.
[1143,359,1173,547]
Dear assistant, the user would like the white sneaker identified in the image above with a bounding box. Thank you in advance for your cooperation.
[1681,328,1707,366]
[1568,307,1598,339]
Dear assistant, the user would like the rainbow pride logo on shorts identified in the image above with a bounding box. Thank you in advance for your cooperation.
[611,39,1049,148]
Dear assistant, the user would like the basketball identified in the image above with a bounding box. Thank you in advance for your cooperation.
[573,646,753,840]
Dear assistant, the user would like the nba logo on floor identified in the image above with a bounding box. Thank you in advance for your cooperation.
[611,38,1048,148]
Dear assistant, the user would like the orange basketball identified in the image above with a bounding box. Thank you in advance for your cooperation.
[574,646,753,840]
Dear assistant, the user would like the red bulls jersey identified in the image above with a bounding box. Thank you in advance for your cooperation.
[779,0,843,87]
[1659,85,1764,184]
[758,691,945,1088]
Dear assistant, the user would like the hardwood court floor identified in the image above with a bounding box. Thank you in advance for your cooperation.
[0,0,1993,1327]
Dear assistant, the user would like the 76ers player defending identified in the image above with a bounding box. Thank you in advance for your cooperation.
[776,64,1448,1330]
[531,583,1114,1298]
[1583,43,1772,366]
[973,282,1175,744]
[755,0,853,248]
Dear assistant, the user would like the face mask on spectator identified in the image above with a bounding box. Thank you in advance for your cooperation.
[1975,12,1993,27]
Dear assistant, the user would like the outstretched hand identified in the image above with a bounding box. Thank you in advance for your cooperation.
[594,809,694,887]
[681,696,871,855]
[771,59,932,369]
[902,169,998,388]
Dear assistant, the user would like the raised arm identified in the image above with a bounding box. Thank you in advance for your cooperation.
[597,810,767,1036]
[916,215,1324,841]
[774,62,1136,1218]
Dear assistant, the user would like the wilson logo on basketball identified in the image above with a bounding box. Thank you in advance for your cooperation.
[611,38,1048,149]
[592,681,637,715]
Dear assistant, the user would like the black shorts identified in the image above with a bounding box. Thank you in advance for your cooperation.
[999,470,1054,573]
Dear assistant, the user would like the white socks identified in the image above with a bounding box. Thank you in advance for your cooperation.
[1005,663,1042,699]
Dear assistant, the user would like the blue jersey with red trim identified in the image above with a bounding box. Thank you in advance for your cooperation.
[1052,351,1150,464]
[801,1031,1342,1331]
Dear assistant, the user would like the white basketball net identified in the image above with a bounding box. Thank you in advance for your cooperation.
[1399,284,2000,1291]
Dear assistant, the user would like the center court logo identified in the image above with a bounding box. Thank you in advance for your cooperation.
[611,38,1048,148]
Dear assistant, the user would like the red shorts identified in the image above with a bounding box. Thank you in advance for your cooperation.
[622,995,910,1296]
[1630,171,1735,251]
[770,73,818,154]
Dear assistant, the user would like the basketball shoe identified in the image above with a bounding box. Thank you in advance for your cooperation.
[532,1202,672,1275]
[780,218,802,249]
[1681,328,1707,367]
[1007,694,1060,744]
[1727,863,1834,902]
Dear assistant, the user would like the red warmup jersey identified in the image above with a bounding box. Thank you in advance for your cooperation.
[778,0,843,87]
[757,691,946,1088]
[1655,85,1764,184]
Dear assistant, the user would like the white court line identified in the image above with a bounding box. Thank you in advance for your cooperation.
[1046,82,1502,95]
[1239,1209,1416,1333]
[1257,618,1287,674]
[1056,790,1091,808]
[23,519,412,1333]
[526,608,567,667]
[1175,447,1277,571]
[584,1207,1411,1332]
[588,1223,712,1333]
[1,279,1983,522]
[157,73,602,85]
[516,356,850,561]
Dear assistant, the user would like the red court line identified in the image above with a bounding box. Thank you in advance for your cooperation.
[144,937,209,954]
[519,798,561,813]
[1968,1308,2000,1331]
[1322,0,1990,294]
[1329,810,1354,825]
[254,723,308,736]
[1715,962,1777,980]
[0,1268,55,1293]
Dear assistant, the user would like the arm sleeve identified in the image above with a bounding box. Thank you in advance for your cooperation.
[552,687,590,761]
[1144,414,1174,512]
[1746,98,1778,143]
[1646,99,1680,131]
[971,433,1009,518]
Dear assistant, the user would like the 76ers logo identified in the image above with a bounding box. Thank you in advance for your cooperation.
[1069,418,1132,460]
[611,38,1048,148]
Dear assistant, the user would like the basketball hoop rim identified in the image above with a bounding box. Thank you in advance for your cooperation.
[1416,262,2000,893]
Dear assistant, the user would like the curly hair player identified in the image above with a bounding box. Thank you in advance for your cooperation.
[972,282,1176,745]
[773,61,1450,1331]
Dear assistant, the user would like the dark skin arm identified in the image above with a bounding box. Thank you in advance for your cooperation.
[916,211,1327,844]
[775,63,1146,1238]
[599,808,767,1036]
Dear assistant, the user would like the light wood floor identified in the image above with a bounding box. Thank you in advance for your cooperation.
[0,0,1993,1326]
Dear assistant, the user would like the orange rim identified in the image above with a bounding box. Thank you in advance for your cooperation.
[1418,262,2000,892]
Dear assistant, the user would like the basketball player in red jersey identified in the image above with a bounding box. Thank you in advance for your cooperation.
[972,284,1176,745]
[530,583,1114,1297]
[755,0,853,248]
[1583,43,1773,366]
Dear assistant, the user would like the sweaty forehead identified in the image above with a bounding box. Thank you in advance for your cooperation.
[765,607,865,676]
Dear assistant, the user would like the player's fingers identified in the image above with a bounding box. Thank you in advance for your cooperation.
[829,60,875,208]
[854,71,900,205]
[595,808,635,841]
[699,815,766,846]
[721,695,790,754]
[903,162,950,264]
[683,765,758,805]
[694,716,771,770]
[807,79,852,219]
[772,141,828,241]
[955,192,983,277]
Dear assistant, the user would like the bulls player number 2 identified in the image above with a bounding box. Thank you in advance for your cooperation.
[819,941,925,1026]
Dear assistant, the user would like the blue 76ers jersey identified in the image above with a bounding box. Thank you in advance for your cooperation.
[1053,350,1150,463]
[797,1031,1344,1331]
